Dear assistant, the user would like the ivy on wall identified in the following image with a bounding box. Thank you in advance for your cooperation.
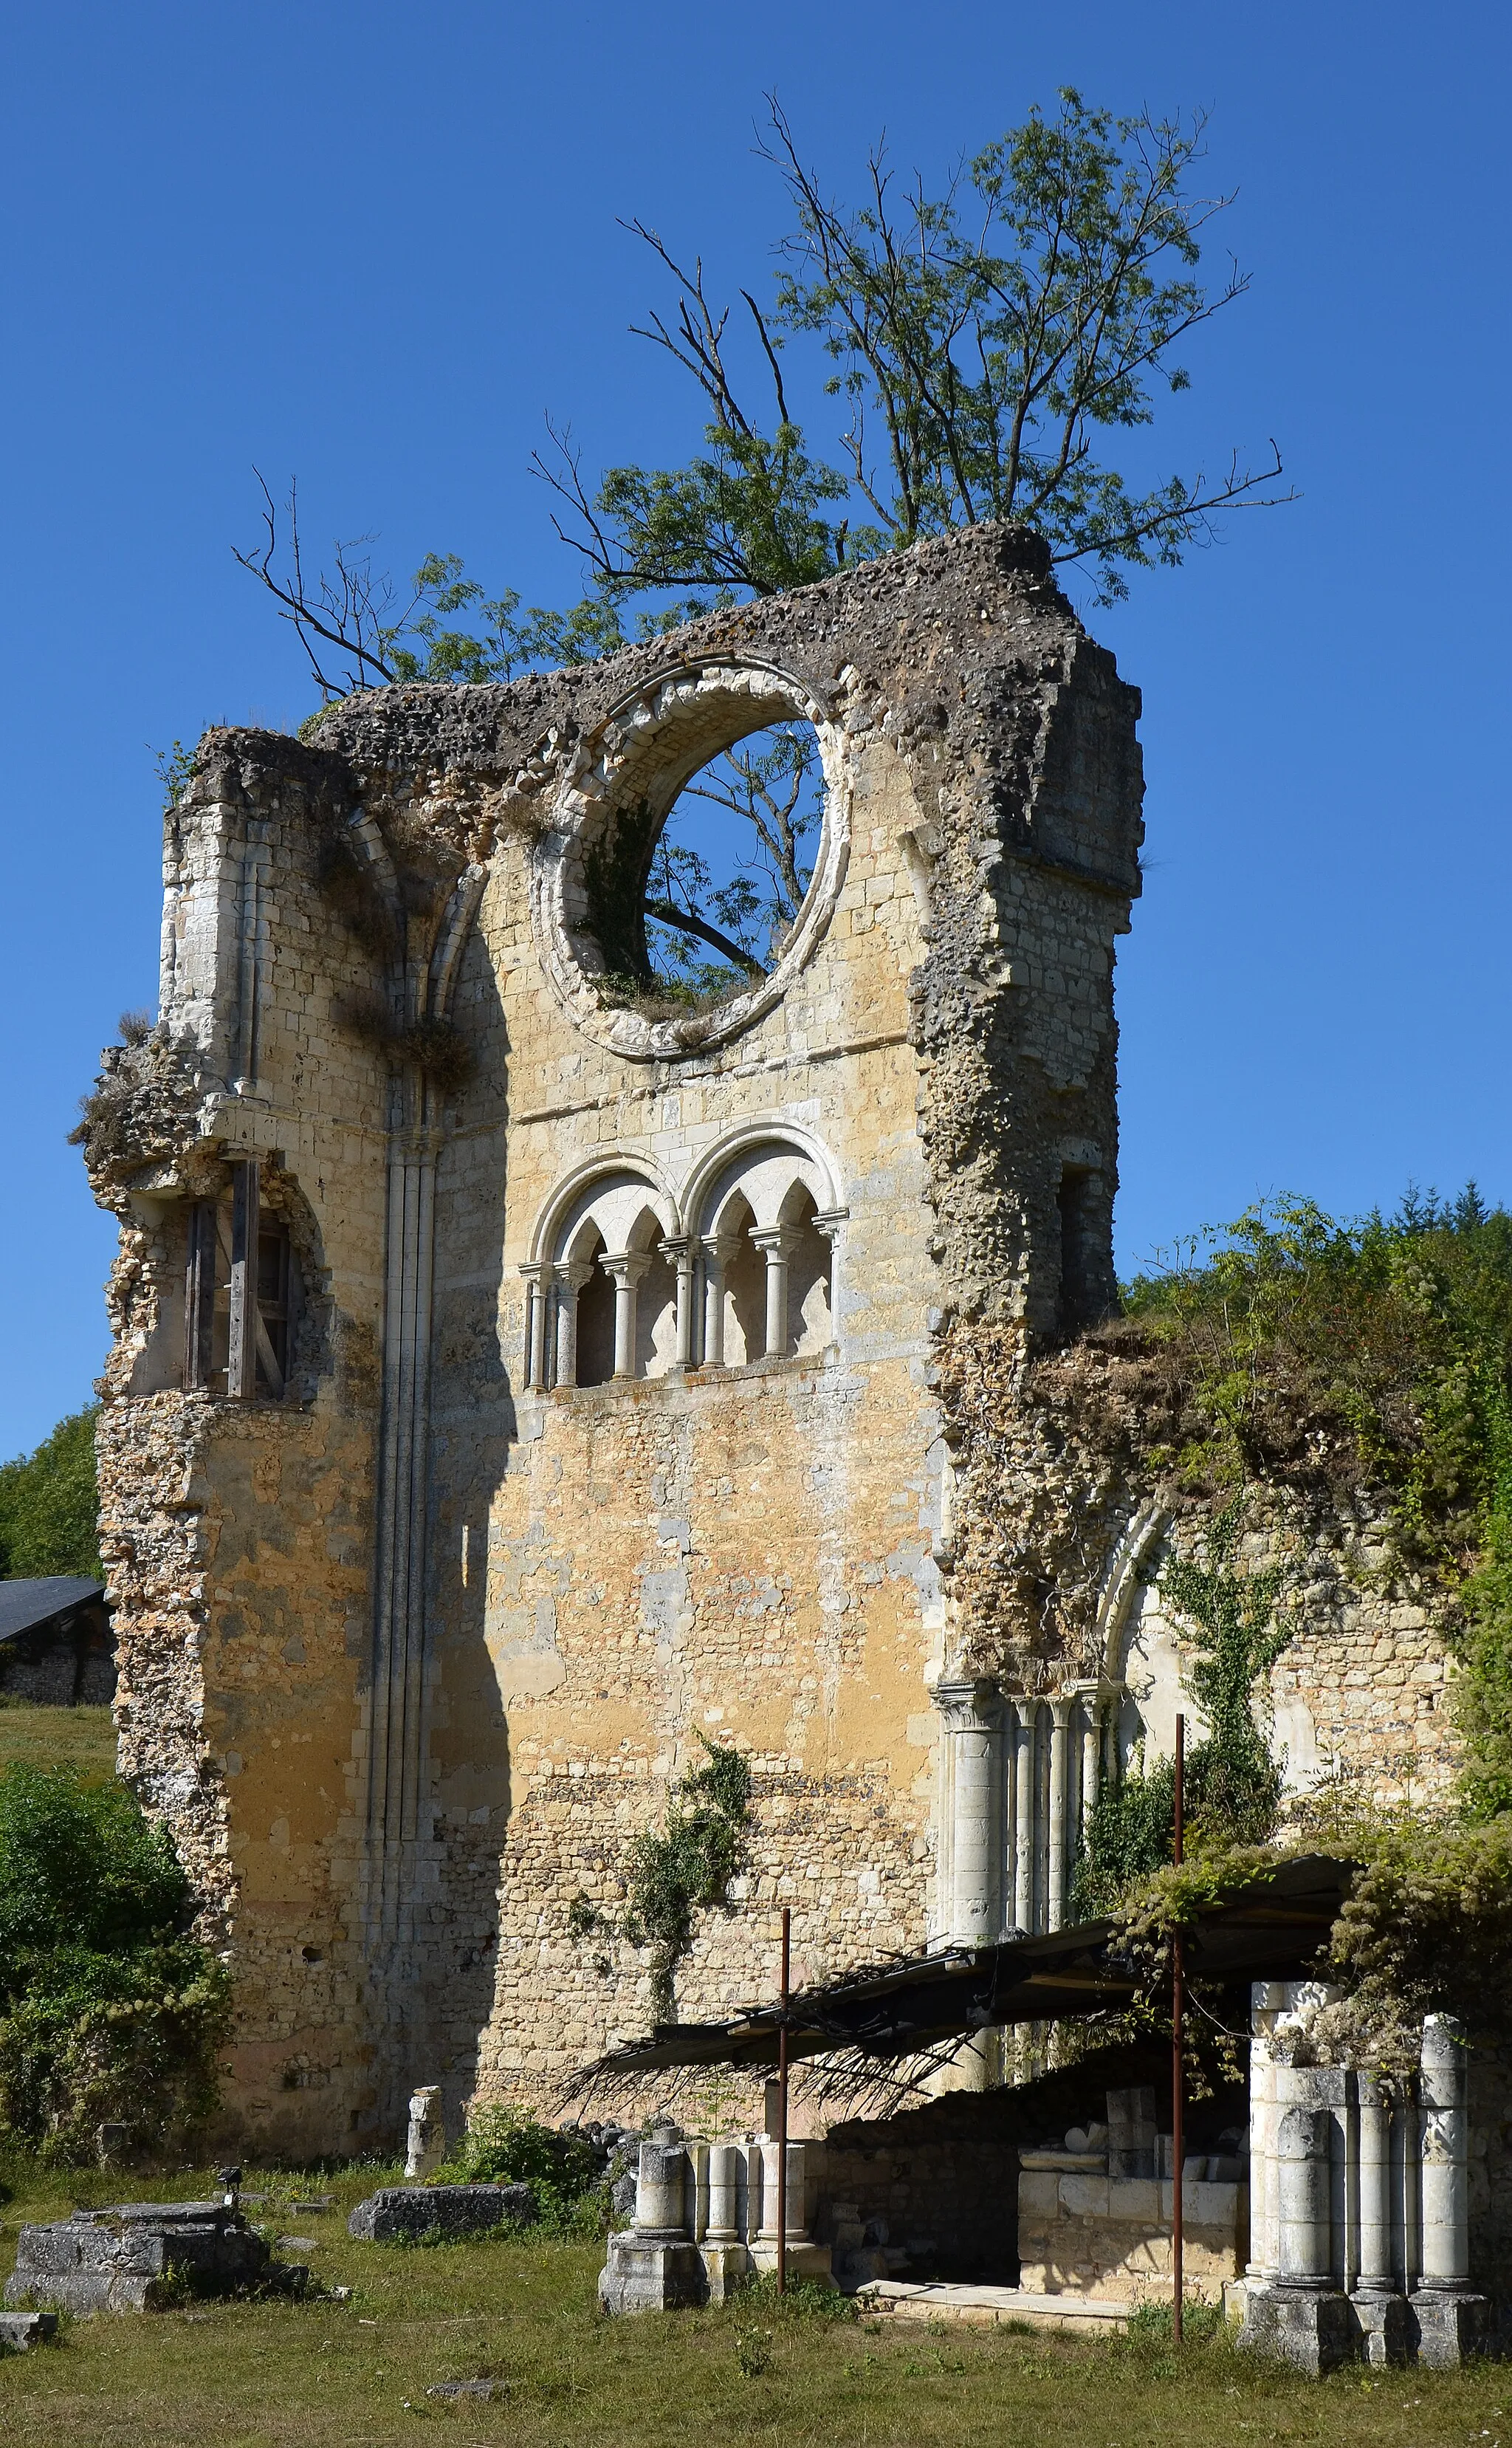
[571,1737,755,2028]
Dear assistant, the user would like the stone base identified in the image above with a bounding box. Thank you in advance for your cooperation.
[598,2233,708,2317]
[1411,2289,1491,2370]
[1353,2288,1413,2367]
[4,2204,295,2317]
[699,2243,755,2304]
[1239,2283,1358,2376]
[747,2240,835,2288]
[346,2185,535,2244]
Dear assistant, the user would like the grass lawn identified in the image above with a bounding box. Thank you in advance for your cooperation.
[0,2156,1500,2447]
[0,1704,116,1782]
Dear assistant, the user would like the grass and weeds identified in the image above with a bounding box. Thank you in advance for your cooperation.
[0,2148,1498,2445]
[0,1706,114,1785]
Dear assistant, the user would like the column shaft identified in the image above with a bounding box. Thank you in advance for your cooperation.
[1418,2014,1471,2289]
[1047,1698,1072,1930]
[1013,1701,1037,1934]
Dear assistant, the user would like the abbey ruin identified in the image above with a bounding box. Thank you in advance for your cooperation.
[80,521,1488,2353]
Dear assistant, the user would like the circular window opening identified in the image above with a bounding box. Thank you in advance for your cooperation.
[534,662,853,1061]
[584,719,823,1023]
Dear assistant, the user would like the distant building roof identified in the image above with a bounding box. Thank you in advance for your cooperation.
[0,1577,107,1645]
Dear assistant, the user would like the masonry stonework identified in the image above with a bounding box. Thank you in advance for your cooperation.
[83,521,1460,2157]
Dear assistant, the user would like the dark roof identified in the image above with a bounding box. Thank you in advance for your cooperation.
[0,1577,106,1644]
[562,1852,1353,2097]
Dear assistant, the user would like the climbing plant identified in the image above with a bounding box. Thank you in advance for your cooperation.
[622,1737,754,2025]
[1073,1497,1291,1918]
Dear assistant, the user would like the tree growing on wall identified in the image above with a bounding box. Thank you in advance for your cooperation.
[236,89,1288,998]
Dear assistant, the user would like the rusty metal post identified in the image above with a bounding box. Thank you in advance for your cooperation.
[777,1904,791,2297]
[1172,1711,1185,2345]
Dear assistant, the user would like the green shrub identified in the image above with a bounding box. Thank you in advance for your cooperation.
[0,1766,229,2160]
[0,1408,101,1580]
[439,2105,605,2233]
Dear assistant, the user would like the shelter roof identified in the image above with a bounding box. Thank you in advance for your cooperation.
[562,1853,1352,2098]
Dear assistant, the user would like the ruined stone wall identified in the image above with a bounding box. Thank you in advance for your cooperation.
[86,522,1148,2150]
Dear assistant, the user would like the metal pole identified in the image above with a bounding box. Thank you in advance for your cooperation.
[777,1904,791,2297]
[1172,1711,1185,2346]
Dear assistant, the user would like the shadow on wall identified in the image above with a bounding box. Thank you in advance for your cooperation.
[423,939,515,2137]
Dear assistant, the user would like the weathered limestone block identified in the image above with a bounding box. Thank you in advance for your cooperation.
[346,2185,535,2243]
[5,2204,295,2315]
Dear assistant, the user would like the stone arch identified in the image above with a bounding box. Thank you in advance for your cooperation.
[523,1156,681,1392]
[686,1127,845,1369]
[529,658,853,1062]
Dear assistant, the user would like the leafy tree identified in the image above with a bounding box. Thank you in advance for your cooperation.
[239,91,1287,987]
[0,1766,230,2159]
[0,1407,101,1581]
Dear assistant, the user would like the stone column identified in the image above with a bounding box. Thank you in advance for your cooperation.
[635,2140,692,2238]
[1079,1692,1102,1838]
[519,1263,549,1391]
[600,1251,650,1380]
[1247,1985,1285,2282]
[1418,2014,1470,2291]
[405,2086,444,2180]
[751,1224,798,1359]
[662,1237,697,1368]
[1276,2099,1334,2286]
[1408,2014,1488,2363]
[706,2143,743,2244]
[934,1679,1002,1946]
[1009,1697,1037,1935]
[1047,1697,1073,1930]
[1355,2067,1395,2292]
[757,2139,807,2241]
[700,1235,735,1367]
[553,1261,590,1389]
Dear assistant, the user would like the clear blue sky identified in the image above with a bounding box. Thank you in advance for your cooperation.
[1,0,1508,1461]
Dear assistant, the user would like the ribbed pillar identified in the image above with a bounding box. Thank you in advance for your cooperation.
[1418,2015,1471,2289]
[367,1120,441,1990]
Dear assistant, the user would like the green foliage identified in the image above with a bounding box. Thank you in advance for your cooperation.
[1123,1187,1512,1819]
[0,1407,101,1581]
[151,738,199,811]
[623,1737,754,2022]
[439,2105,606,2235]
[1324,1808,1512,2049]
[1073,1498,1288,1917]
[0,1766,230,2159]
